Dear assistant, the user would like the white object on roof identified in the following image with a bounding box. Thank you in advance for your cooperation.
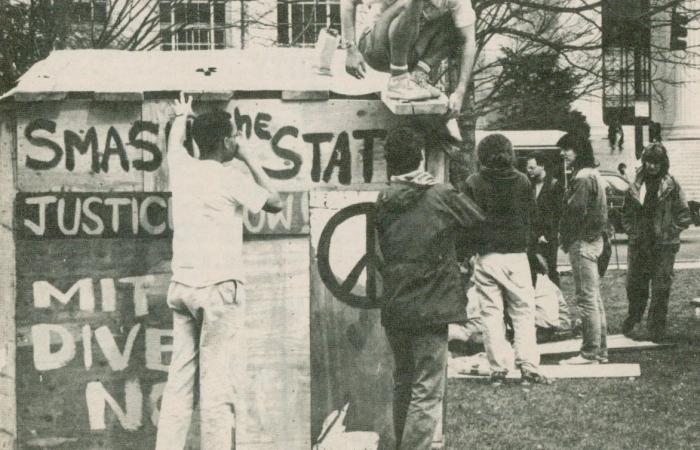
[2,48,390,101]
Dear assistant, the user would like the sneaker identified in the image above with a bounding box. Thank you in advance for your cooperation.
[490,371,508,386]
[411,70,442,98]
[521,368,551,385]
[386,73,434,101]
[597,355,609,364]
[559,355,599,365]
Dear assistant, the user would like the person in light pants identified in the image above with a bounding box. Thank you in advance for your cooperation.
[155,93,282,449]
[462,134,548,385]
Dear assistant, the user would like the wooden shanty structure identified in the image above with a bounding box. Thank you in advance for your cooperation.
[0,48,450,449]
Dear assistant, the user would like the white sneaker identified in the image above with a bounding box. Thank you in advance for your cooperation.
[386,73,433,101]
[411,70,442,98]
[559,355,599,365]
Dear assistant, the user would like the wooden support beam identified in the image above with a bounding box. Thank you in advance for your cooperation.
[538,334,674,356]
[381,92,448,115]
[450,364,641,380]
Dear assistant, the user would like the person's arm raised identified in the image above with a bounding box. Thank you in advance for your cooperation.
[235,140,283,213]
[168,92,194,156]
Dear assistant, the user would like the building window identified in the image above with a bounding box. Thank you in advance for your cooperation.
[72,0,107,24]
[277,0,340,47]
[159,0,226,51]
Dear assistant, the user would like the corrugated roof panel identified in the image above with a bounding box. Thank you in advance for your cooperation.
[3,48,390,101]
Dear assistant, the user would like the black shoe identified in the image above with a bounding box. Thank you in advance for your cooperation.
[490,371,508,386]
[521,369,551,385]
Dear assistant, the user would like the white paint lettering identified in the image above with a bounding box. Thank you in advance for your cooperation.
[149,382,166,426]
[94,324,141,371]
[131,197,139,235]
[265,194,294,230]
[104,198,131,233]
[33,278,95,312]
[85,379,143,431]
[244,209,266,233]
[57,198,81,235]
[100,278,116,312]
[81,196,105,235]
[23,195,57,236]
[145,328,172,372]
[82,324,93,369]
[118,275,154,317]
[31,324,76,371]
[139,196,167,235]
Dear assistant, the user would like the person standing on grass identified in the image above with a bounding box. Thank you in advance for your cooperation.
[462,134,548,385]
[156,93,283,450]
[375,126,484,449]
[621,143,691,342]
[525,153,563,287]
[557,132,609,365]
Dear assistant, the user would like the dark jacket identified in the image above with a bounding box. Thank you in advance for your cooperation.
[375,180,484,330]
[560,167,608,250]
[531,174,563,244]
[462,167,534,255]
[621,169,692,246]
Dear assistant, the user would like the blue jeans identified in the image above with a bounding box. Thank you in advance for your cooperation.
[568,238,608,360]
[385,325,447,450]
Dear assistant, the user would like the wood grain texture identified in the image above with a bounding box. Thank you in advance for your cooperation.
[17,100,144,192]
[0,111,17,449]
[309,191,395,450]
[380,92,449,116]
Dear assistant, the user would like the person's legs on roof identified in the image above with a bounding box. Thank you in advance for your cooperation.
[359,0,432,100]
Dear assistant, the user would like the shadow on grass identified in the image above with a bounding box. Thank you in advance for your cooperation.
[446,269,700,450]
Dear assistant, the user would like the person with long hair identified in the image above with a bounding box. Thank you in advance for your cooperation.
[621,143,692,342]
[557,133,610,365]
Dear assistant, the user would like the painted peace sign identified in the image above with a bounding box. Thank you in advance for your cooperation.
[316,202,384,309]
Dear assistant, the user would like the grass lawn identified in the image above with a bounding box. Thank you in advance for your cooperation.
[445,269,700,450]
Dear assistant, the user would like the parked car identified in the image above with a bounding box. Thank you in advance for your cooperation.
[600,170,630,235]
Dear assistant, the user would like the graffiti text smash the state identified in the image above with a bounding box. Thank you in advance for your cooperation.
[22,106,388,185]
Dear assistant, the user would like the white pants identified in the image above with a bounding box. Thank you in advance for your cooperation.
[155,280,247,450]
[473,253,540,373]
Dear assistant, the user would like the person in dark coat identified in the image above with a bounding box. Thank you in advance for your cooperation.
[375,126,484,450]
[462,134,548,385]
[525,153,563,287]
[621,143,692,342]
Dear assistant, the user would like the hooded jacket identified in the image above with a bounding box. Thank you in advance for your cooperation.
[462,166,535,255]
[621,167,692,246]
[375,172,484,330]
[560,167,608,249]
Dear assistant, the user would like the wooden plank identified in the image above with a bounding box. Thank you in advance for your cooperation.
[309,190,445,449]
[450,364,641,380]
[142,98,447,192]
[94,92,144,102]
[538,334,674,356]
[16,100,144,192]
[14,234,311,450]
[0,111,17,449]
[144,98,405,192]
[14,191,309,239]
[239,237,311,450]
[281,90,330,101]
[380,92,448,115]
